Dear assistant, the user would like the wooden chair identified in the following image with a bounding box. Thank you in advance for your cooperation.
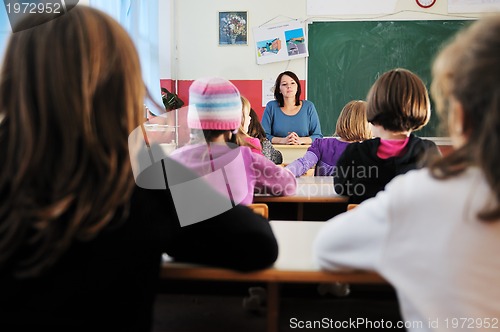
[347,204,358,211]
[248,203,269,219]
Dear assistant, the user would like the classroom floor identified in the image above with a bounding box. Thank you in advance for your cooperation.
[153,282,405,332]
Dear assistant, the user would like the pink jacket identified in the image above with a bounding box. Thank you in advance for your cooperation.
[170,143,296,205]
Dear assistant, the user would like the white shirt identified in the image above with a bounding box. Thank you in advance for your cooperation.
[314,167,500,331]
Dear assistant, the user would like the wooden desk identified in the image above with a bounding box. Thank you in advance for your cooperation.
[161,220,385,332]
[272,144,310,164]
[253,177,348,220]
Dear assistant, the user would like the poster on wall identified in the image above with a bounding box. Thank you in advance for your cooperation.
[262,79,275,106]
[253,20,308,65]
[448,0,500,13]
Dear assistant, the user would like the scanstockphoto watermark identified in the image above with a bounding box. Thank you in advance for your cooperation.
[129,116,378,226]
[129,125,255,228]
[3,0,79,32]
[290,317,500,330]
[289,317,424,329]
[332,163,378,197]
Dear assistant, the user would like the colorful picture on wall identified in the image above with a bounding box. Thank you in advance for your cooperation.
[253,20,308,65]
[285,28,307,56]
[219,11,248,45]
[256,38,281,57]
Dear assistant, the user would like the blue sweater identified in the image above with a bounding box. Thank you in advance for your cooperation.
[261,100,323,142]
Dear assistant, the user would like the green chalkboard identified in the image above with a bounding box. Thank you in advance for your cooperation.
[307,20,472,137]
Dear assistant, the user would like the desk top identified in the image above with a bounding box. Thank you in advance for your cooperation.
[296,176,333,185]
[272,144,311,149]
[254,176,347,203]
[270,220,323,271]
[272,144,311,164]
[161,220,384,283]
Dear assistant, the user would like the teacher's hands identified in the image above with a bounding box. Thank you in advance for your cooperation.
[286,132,300,145]
[271,133,312,145]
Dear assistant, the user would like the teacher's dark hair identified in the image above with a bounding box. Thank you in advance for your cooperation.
[274,71,301,107]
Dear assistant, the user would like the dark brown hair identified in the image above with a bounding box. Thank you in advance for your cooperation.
[0,6,145,276]
[366,68,430,132]
[334,100,372,142]
[273,71,301,107]
[430,15,500,221]
[247,109,267,142]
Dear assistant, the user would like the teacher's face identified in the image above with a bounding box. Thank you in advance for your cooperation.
[279,75,298,99]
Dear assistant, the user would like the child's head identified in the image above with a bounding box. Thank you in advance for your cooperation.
[431,15,500,220]
[1,6,144,148]
[0,6,144,275]
[187,77,242,142]
[366,68,430,133]
[235,96,259,150]
[334,100,371,142]
[432,16,500,150]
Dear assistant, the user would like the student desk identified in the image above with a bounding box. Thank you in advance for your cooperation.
[272,144,311,164]
[253,176,348,220]
[161,220,385,332]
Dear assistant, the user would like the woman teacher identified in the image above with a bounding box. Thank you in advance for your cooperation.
[262,71,323,145]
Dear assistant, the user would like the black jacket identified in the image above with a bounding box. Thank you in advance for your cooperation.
[334,134,440,204]
[0,158,278,332]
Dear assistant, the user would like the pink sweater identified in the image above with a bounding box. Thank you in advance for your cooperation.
[170,143,296,205]
[377,137,410,159]
[244,136,263,155]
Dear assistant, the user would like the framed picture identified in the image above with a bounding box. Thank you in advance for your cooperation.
[218,11,248,46]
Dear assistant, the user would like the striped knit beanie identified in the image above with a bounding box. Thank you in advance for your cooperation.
[187,77,242,130]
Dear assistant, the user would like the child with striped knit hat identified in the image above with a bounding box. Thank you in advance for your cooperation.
[170,77,296,206]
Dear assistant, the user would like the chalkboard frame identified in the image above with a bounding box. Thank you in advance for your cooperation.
[307,20,473,138]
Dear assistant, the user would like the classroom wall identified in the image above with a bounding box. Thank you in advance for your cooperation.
[160,0,309,120]
[157,0,487,145]
[161,0,483,116]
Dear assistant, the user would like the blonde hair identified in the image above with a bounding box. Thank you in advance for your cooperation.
[0,7,145,276]
[334,100,371,142]
[236,96,259,150]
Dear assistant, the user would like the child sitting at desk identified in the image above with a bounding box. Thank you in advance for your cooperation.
[334,68,441,204]
[285,100,371,177]
[314,15,500,331]
[247,108,283,164]
[236,95,263,155]
[170,77,296,205]
[0,7,279,331]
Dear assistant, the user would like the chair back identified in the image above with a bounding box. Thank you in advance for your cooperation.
[347,204,358,211]
[248,203,269,219]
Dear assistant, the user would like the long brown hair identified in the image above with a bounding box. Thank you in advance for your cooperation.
[247,108,266,142]
[0,6,145,276]
[430,16,500,221]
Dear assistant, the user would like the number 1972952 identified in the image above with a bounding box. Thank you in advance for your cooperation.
[444,317,499,329]
[5,2,62,14]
